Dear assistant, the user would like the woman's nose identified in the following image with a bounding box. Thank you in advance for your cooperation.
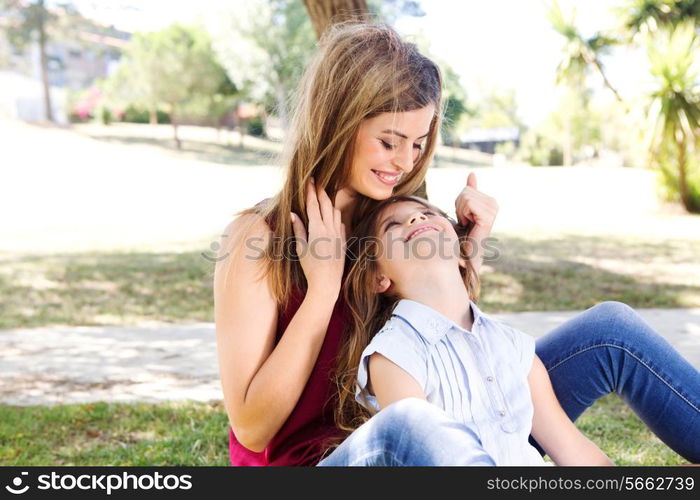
[393,144,415,173]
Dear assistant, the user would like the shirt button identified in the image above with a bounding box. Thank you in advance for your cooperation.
[486,376,494,382]
[498,410,506,417]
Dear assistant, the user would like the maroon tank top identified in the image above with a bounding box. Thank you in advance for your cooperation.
[228,201,348,466]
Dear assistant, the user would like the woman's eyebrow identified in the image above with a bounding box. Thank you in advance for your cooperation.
[381,129,430,140]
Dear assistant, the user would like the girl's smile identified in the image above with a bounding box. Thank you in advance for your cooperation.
[405,223,441,242]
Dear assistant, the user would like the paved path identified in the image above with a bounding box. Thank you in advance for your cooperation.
[1,308,698,406]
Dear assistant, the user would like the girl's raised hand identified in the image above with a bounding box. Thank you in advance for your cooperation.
[290,178,347,298]
[454,172,498,232]
[454,172,499,272]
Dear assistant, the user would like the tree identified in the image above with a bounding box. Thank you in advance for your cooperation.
[107,24,231,148]
[615,0,700,39]
[211,0,317,136]
[302,0,371,37]
[440,65,472,147]
[2,0,56,122]
[546,0,624,105]
[646,21,700,212]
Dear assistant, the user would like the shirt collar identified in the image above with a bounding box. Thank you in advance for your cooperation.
[391,298,486,344]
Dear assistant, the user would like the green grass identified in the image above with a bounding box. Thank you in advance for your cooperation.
[0,395,689,465]
[0,401,229,466]
[480,232,700,313]
[0,250,215,329]
[1,232,698,329]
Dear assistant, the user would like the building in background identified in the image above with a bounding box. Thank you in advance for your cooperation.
[459,126,520,155]
[0,5,130,124]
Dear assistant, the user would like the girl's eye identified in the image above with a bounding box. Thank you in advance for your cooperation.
[385,220,399,229]
[423,210,435,216]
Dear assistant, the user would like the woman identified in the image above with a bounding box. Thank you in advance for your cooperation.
[214,20,700,466]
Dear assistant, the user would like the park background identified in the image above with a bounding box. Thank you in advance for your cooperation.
[0,0,699,465]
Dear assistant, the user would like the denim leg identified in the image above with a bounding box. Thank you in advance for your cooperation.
[529,301,700,463]
[316,397,496,466]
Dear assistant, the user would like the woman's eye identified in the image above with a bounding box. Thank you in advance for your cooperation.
[380,140,423,151]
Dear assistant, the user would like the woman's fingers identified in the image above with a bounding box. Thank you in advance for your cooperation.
[306,178,322,227]
[290,212,307,258]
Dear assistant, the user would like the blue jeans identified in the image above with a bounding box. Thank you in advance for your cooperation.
[317,302,700,465]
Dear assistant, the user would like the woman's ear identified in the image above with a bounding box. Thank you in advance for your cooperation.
[375,274,392,294]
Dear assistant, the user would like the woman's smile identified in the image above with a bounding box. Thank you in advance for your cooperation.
[371,169,403,186]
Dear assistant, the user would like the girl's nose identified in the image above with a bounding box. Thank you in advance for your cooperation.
[408,212,427,225]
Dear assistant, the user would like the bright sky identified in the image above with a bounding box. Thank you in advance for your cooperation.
[66,0,650,127]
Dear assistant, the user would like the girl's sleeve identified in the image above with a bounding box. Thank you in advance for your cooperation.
[355,319,428,412]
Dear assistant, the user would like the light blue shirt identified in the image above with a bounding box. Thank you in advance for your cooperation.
[356,298,548,466]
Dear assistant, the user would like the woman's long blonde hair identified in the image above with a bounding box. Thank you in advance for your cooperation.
[225,20,444,308]
[332,195,481,438]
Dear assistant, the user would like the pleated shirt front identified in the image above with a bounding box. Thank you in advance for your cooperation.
[356,298,547,466]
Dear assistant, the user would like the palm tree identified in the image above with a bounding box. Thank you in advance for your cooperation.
[546,0,625,105]
[615,0,699,39]
[646,21,700,213]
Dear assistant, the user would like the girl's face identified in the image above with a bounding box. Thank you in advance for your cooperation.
[348,105,435,200]
[372,200,464,293]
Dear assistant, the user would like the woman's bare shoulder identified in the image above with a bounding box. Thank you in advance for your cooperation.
[221,211,273,252]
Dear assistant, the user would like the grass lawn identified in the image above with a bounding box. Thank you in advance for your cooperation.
[1,232,698,329]
[0,394,688,466]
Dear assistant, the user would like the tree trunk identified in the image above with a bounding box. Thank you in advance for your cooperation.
[170,104,181,149]
[37,0,53,123]
[302,0,371,38]
[149,106,157,125]
[239,118,246,148]
[563,117,572,166]
[591,57,627,112]
[676,133,692,212]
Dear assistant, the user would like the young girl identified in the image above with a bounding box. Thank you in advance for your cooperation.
[215,20,700,467]
[335,195,615,465]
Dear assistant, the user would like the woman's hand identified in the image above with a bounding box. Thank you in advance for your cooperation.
[454,172,498,273]
[290,178,347,298]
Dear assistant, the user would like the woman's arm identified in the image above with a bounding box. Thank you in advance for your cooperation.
[214,215,338,452]
[528,355,615,465]
[454,172,498,274]
[215,181,346,452]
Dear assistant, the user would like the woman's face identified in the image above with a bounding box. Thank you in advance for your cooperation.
[372,200,462,292]
[348,105,435,200]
